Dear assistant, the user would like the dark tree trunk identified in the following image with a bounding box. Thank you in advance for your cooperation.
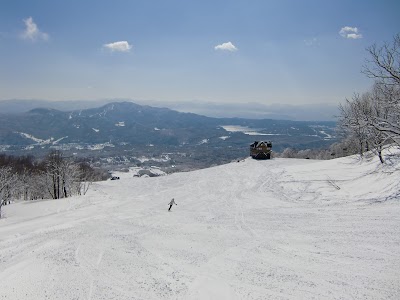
[378,147,384,164]
[63,180,68,198]
[57,176,60,199]
[53,175,57,199]
[359,140,364,157]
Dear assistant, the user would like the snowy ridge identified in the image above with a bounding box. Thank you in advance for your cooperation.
[0,152,399,299]
[16,132,68,145]
[52,136,68,144]
[89,103,115,118]
[198,139,209,145]
[16,132,53,145]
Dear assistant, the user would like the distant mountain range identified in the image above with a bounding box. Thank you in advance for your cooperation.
[0,99,339,121]
[0,101,337,170]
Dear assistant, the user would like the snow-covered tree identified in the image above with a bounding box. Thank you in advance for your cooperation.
[43,150,84,199]
[43,150,64,199]
[0,166,17,218]
[338,94,371,157]
[0,152,103,219]
[77,162,97,195]
[362,33,400,147]
[339,33,400,162]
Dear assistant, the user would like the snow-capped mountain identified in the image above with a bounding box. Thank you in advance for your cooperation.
[0,102,336,160]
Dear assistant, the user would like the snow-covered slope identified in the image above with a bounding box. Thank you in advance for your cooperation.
[1,153,399,299]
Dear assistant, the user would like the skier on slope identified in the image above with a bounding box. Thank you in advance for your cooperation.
[168,198,177,211]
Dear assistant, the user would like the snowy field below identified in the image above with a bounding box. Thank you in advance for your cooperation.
[1,152,400,299]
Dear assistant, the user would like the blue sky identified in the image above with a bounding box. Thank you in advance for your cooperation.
[0,0,399,107]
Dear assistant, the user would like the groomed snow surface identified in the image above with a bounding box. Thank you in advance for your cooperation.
[1,152,399,299]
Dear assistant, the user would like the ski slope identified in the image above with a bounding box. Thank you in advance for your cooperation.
[1,153,399,299]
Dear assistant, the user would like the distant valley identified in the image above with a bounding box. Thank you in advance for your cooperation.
[0,101,337,171]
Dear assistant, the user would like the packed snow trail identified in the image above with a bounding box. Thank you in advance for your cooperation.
[0,154,399,299]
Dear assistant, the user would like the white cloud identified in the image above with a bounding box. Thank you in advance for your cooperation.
[339,26,362,39]
[304,37,319,46]
[103,41,132,52]
[214,41,238,52]
[346,33,362,39]
[21,17,49,41]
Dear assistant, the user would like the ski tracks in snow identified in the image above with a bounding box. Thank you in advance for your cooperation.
[2,156,400,299]
[75,240,107,300]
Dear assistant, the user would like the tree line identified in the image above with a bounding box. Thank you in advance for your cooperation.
[0,150,107,218]
[273,35,400,162]
[275,139,357,160]
[282,34,400,161]
[338,34,400,163]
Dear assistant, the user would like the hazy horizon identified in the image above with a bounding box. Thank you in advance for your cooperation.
[0,98,338,121]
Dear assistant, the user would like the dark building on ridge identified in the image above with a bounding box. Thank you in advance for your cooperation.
[250,141,272,159]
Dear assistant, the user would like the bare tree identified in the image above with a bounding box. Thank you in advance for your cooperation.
[63,162,82,197]
[369,83,400,146]
[43,150,64,199]
[0,152,102,218]
[77,162,96,195]
[338,89,396,163]
[28,174,50,200]
[338,94,371,156]
[366,84,399,162]
[42,151,101,199]
[338,34,400,162]
[0,166,17,218]
[362,34,400,86]
[362,33,400,147]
